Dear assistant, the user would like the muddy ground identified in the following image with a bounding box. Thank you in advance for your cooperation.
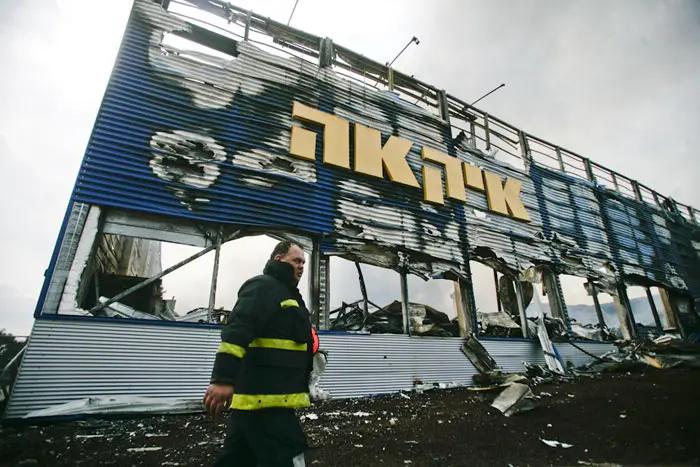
[1,368,698,466]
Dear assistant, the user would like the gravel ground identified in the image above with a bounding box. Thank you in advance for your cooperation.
[1,368,698,466]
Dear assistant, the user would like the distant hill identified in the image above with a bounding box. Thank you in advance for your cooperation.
[566,296,656,327]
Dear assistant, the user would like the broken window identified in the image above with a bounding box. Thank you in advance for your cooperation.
[649,287,672,329]
[524,283,551,318]
[471,261,524,338]
[327,257,402,334]
[520,268,570,341]
[64,220,316,326]
[558,275,608,341]
[72,233,216,323]
[559,275,597,325]
[626,285,659,328]
[213,235,309,315]
[407,275,460,337]
[596,290,622,339]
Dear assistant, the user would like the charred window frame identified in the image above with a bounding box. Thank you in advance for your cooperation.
[469,261,532,339]
[557,275,618,342]
[622,284,683,336]
[48,207,319,326]
[324,257,470,337]
[325,257,404,334]
[406,272,466,338]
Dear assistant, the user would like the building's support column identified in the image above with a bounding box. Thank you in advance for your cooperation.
[400,271,410,335]
[318,256,330,330]
[453,278,476,337]
[206,228,223,323]
[588,281,607,329]
[308,237,322,328]
[515,279,529,338]
[645,287,663,330]
[659,288,681,331]
[541,269,572,337]
[614,286,637,340]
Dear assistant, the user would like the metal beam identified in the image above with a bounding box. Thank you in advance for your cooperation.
[645,287,663,330]
[589,281,606,329]
[206,229,224,323]
[400,271,410,335]
[309,237,322,327]
[355,262,369,319]
[515,279,529,338]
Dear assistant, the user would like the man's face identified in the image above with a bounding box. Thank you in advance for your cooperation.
[275,244,306,284]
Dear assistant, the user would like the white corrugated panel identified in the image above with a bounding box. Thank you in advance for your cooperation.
[6,319,607,419]
[481,338,548,373]
[318,334,479,399]
[556,342,615,368]
[6,319,219,419]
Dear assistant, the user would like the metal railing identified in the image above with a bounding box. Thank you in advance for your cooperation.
[166,0,697,224]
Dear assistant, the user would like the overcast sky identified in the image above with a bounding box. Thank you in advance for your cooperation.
[1,0,698,336]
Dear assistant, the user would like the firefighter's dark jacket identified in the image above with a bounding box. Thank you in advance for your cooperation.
[210,259,314,410]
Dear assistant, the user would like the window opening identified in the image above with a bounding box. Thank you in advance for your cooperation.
[596,289,622,340]
[648,287,671,329]
[471,261,524,338]
[213,235,309,320]
[327,257,401,334]
[559,275,609,341]
[77,233,215,322]
[626,285,659,328]
[407,275,459,336]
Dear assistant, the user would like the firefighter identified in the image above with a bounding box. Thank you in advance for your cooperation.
[204,240,316,467]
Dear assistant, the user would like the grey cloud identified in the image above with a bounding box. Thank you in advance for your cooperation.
[414,0,700,206]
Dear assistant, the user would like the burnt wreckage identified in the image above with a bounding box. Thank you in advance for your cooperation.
[4,0,700,420]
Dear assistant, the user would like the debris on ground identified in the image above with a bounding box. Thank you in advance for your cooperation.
[329,299,460,337]
[490,382,539,417]
[578,335,700,374]
[23,396,203,419]
[540,438,574,449]
[1,370,698,466]
[460,335,498,373]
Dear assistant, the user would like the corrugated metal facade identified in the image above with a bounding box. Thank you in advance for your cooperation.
[32,0,698,311]
[556,341,616,369]
[6,318,612,419]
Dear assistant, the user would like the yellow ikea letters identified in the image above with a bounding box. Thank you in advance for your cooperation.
[288,102,530,222]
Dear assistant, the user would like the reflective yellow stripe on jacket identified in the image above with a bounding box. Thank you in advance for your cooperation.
[217,342,246,358]
[230,392,310,410]
[280,299,299,308]
[249,338,307,352]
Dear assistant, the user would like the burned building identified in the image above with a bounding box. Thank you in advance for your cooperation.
[4,0,700,419]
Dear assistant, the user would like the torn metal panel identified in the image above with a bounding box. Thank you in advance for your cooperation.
[23,396,203,419]
[57,206,102,313]
[41,202,92,314]
[491,382,538,417]
[102,209,217,247]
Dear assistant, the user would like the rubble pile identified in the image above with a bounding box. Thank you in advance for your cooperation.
[329,300,460,337]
